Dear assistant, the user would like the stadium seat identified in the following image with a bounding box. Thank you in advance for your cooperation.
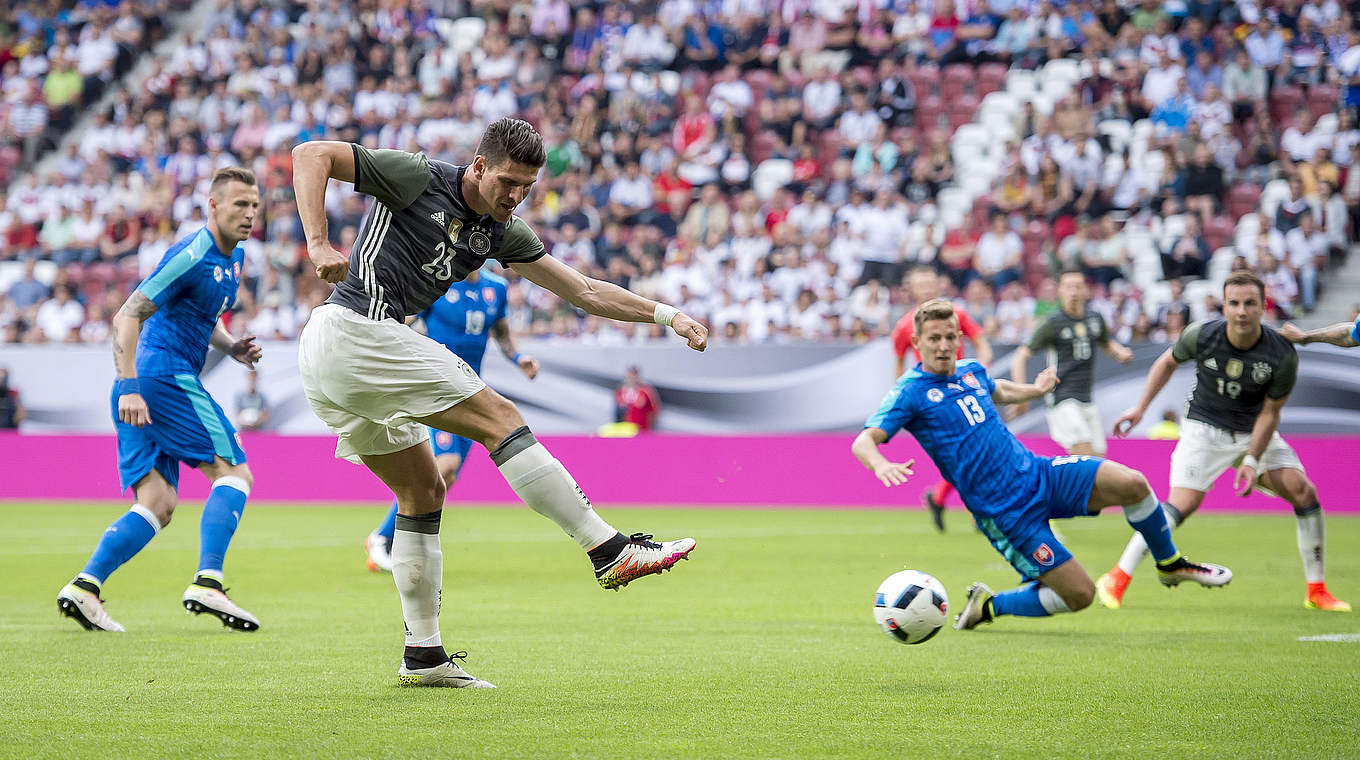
[976,63,1008,96]
[936,187,971,229]
[1227,184,1262,221]
[1185,278,1220,316]
[1268,85,1304,126]
[1005,69,1036,101]
[942,64,974,99]
[448,17,487,58]
[947,94,981,131]
[1204,216,1234,252]
[1142,280,1172,317]
[1207,248,1237,284]
[1307,85,1340,120]
[909,67,940,100]
[916,95,944,131]
[1097,119,1132,153]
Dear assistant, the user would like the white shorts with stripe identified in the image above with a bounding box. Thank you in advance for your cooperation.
[298,303,486,463]
[1168,418,1304,494]
[1044,398,1107,454]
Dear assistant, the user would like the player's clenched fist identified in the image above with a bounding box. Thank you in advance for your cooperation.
[118,392,152,427]
[309,242,350,283]
[873,459,915,488]
[672,313,708,352]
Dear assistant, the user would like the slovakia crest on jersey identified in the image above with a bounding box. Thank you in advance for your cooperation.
[927,388,944,403]
[233,262,242,281]
[483,287,497,304]
[961,372,980,389]
[1033,543,1055,566]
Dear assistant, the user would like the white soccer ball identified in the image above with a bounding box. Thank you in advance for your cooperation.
[873,570,949,645]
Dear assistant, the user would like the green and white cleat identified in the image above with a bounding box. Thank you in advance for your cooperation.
[398,653,495,689]
[182,583,260,631]
[594,534,696,590]
[953,582,995,631]
[57,583,125,632]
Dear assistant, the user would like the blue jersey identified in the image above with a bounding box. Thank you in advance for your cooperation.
[135,227,244,377]
[866,360,1040,518]
[418,270,509,374]
[1352,317,1359,345]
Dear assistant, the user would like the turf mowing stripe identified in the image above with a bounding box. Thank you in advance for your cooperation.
[1297,633,1360,642]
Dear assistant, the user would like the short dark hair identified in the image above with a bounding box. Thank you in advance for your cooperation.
[1059,267,1086,281]
[209,167,256,196]
[914,298,958,332]
[1223,270,1265,301]
[476,118,545,169]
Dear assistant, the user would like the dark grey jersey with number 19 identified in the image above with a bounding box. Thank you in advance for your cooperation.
[1172,320,1298,433]
[326,144,545,321]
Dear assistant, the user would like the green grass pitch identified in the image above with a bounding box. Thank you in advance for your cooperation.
[1,502,1356,759]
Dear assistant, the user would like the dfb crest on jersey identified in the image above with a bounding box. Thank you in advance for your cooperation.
[213,265,223,282]
[962,372,980,389]
[1033,543,1055,566]
[1252,361,1272,384]
[483,287,497,304]
[927,388,944,403]
[469,230,492,255]
[1225,358,1243,379]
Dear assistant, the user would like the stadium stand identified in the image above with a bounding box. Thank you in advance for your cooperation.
[1,0,1357,347]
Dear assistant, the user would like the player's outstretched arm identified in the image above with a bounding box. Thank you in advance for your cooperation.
[111,290,158,427]
[1113,347,1179,437]
[851,427,915,488]
[510,254,707,351]
[491,319,538,379]
[1102,338,1134,362]
[292,141,358,283]
[991,366,1058,405]
[1279,321,1360,347]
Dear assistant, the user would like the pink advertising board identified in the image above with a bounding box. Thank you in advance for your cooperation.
[2,432,1357,513]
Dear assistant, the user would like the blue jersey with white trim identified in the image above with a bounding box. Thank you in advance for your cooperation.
[865,360,1040,517]
[1352,317,1359,345]
[135,227,244,377]
[418,270,508,374]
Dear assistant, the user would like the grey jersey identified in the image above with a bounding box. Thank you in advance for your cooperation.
[326,144,545,321]
[1026,307,1110,404]
[1172,320,1298,433]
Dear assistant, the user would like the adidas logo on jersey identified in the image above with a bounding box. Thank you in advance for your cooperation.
[1204,357,1218,370]
[431,211,446,226]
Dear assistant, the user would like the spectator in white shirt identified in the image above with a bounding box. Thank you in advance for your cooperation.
[802,67,842,129]
[974,213,1024,290]
[707,64,754,120]
[1141,51,1185,113]
[1280,111,1325,165]
[34,285,84,343]
[608,163,654,221]
[1258,252,1299,317]
[1284,212,1327,312]
[622,14,675,67]
[837,90,882,150]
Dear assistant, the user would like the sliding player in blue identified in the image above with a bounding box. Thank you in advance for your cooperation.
[364,265,539,572]
[851,299,1232,630]
[57,168,263,632]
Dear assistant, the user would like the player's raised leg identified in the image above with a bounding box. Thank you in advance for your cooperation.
[58,467,176,632]
[1260,467,1350,612]
[182,457,260,631]
[417,386,695,590]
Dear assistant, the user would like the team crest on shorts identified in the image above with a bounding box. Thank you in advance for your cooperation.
[469,230,491,255]
[927,388,944,403]
[1251,361,1272,384]
[962,372,980,389]
[436,432,453,447]
[1033,543,1055,566]
[1225,358,1243,379]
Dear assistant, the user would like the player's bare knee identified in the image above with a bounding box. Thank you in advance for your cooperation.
[1286,477,1317,509]
[1066,582,1095,611]
[227,463,254,491]
[1118,468,1152,503]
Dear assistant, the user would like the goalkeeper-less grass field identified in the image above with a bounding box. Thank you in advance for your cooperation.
[2,502,1356,760]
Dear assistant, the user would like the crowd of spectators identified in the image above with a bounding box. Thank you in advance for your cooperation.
[1,0,1358,350]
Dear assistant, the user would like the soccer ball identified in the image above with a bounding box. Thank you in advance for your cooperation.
[873,570,949,644]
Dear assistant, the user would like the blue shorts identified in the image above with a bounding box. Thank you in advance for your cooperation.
[112,374,246,492]
[975,455,1103,581]
[429,427,473,469]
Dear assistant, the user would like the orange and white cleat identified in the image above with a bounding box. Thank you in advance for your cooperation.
[1095,567,1131,609]
[1305,583,1352,612]
[594,533,696,590]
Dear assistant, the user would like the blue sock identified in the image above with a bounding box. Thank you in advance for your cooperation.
[198,476,249,578]
[80,505,161,586]
[376,500,398,542]
[991,582,1052,618]
[1124,494,1178,564]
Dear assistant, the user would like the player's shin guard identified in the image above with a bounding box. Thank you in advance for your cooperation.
[1295,502,1325,583]
[1117,501,1184,575]
[376,500,399,542]
[1123,493,1178,564]
[79,504,161,586]
[392,511,444,653]
[991,582,1070,618]
[491,426,617,551]
[198,476,248,578]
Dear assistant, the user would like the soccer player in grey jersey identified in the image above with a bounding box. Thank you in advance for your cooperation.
[292,119,710,688]
[1099,272,1349,612]
[1011,269,1133,456]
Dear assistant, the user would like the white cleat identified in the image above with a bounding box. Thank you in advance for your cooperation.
[953,582,995,631]
[182,583,261,631]
[57,583,125,632]
[398,656,496,689]
[594,533,696,590]
[366,532,393,573]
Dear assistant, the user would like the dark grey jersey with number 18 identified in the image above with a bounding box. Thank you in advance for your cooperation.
[1172,319,1298,433]
[1026,307,1110,405]
[326,144,545,321]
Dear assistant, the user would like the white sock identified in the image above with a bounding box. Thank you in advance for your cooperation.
[1038,586,1071,614]
[1295,505,1325,583]
[1117,503,1183,576]
[492,430,617,550]
[392,520,442,648]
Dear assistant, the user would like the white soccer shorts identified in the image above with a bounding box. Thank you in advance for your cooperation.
[1044,399,1107,454]
[298,303,486,463]
[1168,418,1304,494]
